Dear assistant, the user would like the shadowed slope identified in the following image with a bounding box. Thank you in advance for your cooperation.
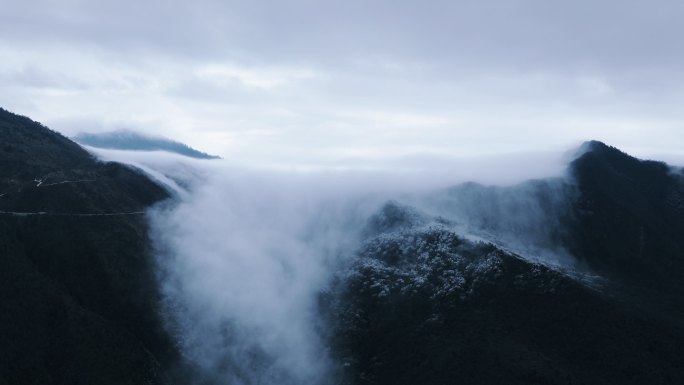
[0,108,176,385]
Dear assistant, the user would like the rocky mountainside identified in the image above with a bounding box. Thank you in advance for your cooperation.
[324,144,684,385]
[569,142,684,301]
[0,108,175,385]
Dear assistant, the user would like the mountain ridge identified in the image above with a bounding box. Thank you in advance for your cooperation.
[326,168,684,384]
[74,130,221,159]
[2,107,684,385]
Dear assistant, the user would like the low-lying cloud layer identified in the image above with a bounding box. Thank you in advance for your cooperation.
[88,145,592,384]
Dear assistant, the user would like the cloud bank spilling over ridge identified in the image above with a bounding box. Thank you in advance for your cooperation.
[150,171,381,385]
[88,144,595,384]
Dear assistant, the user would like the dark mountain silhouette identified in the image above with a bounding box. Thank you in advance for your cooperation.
[0,108,177,385]
[74,130,220,159]
[3,107,684,385]
[569,141,684,293]
[324,143,684,385]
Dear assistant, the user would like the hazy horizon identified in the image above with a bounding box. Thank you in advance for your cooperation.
[1,0,683,167]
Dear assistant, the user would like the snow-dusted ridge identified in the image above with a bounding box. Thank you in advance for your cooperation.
[348,201,603,302]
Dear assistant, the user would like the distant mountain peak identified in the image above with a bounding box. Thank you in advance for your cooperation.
[577,140,627,158]
[73,130,221,159]
[583,139,609,149]
[572,139,647,172]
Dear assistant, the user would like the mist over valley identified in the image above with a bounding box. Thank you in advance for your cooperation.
[3,107,684,385]
[2,1,684,382]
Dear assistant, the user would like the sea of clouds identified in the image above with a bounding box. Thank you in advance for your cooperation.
[88,146,580,384]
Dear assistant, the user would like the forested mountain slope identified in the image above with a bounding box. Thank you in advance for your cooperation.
[0,108,175,385]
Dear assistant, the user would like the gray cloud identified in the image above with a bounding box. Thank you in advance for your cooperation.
[1,0,683,163]
[4,0,683,70]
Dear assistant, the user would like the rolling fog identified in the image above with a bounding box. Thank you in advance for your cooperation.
[89,147,582,384]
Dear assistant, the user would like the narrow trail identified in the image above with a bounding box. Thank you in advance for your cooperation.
[0,211,146,217]
[1,178,99,199]
[0,177,146,217]
[37,179,97,187]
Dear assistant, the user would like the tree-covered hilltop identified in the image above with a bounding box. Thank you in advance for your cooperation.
[569,141,684,297]
[326,198,684,385]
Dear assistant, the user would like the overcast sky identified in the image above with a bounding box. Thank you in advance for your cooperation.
[1,0,683,166]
